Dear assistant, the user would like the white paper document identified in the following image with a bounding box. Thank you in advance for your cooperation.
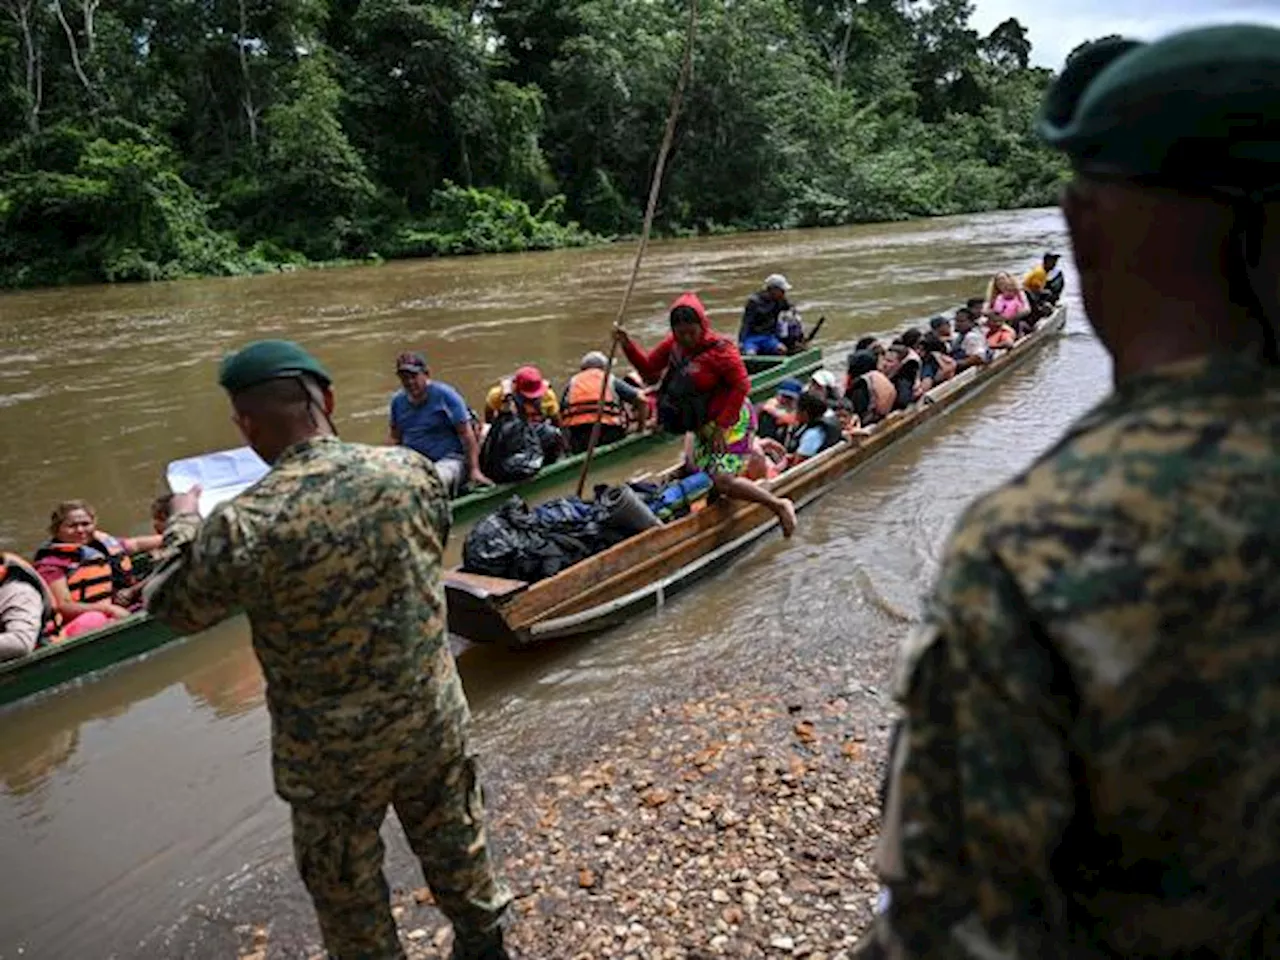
[166,446,270,518]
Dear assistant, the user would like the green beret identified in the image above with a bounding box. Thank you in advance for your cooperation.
[218,340,332,394]
[1039,24,1280,198]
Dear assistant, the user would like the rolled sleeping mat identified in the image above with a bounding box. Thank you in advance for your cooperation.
[599,484,663,533]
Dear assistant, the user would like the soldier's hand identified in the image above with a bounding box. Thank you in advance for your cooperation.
[170,484,203,517]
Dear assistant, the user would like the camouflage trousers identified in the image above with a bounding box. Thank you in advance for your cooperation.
[291,747,512,960]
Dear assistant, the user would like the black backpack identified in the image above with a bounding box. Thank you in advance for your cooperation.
[656,342,714,434]
[480,412,544,483]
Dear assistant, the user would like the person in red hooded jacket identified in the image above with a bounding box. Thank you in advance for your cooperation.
[616,293,797,537]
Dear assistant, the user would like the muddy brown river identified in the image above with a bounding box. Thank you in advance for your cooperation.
[0,208,1110,957]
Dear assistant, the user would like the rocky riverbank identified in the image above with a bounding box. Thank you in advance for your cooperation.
[207,650,898,960]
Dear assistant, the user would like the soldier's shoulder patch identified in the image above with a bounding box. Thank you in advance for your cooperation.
[893,622,943,700]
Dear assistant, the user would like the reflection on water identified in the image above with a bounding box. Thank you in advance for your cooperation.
[0,207,1111,957]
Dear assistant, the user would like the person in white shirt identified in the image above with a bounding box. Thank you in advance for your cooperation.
[951,309,990,371]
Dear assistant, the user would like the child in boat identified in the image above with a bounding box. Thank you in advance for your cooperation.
[787,392,842,464]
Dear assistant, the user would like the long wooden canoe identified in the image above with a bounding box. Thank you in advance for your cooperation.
[449,347,823,524]
[444,305,1068,646]
[0,348,821,711]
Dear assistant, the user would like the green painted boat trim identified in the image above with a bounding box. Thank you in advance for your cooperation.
[0,613,181,710]
[0,347,824,710]
[450,347,823,524]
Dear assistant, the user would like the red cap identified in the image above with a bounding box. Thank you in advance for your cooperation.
[513,365,547,399]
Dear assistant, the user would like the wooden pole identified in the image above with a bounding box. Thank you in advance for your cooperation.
[575,0,699,499]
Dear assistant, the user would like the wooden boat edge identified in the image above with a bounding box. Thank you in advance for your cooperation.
[447,305,1068,644]
[0,348,827,708]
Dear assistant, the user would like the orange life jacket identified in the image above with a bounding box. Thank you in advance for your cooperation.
[987,325,1016,349]
[32,535,134,605]
[0,552,63,645]
[561,369,624,428]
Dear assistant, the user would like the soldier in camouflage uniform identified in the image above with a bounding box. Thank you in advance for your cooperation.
[145,341,512,960]
[858,26,1280,960]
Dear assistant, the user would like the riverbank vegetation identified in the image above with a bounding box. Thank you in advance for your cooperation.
[0,0,1070,288]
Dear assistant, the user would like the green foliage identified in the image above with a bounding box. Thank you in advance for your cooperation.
[383,182,599,258]
[0,0,1076,289]
[0,124,250,286]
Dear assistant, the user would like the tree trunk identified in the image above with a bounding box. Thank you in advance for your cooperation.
[80,0,96,57]
[2,0,42,131]
[51,0,95,100]
[237,0,259,149]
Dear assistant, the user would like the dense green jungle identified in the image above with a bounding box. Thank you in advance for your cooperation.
[0,0,1105,288]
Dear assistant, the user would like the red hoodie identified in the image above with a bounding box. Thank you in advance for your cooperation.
[622,292,751,430]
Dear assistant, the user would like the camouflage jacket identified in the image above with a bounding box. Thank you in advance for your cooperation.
[865,353,1280,959]
[146,436,467,807]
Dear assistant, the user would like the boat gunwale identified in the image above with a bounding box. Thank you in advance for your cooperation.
[448,305,1068,642]
[0,347,825,707]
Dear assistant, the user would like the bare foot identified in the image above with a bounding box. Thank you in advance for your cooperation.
[776,498,797,538]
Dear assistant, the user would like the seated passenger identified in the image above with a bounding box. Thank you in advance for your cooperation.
[986,313,1017,351]
[845,350,896,425]
[788,392,842,463]
[150,495,172,535]
[129,494,176,580]
[33,500,160,636]
[951,310,990,370]
[0,552,62,661]
[854,335,884,356]
[757,378,803,445]
[928,315,954,351]
[1023,251,1065,311]
[807,369,842,406]
[778,309,806,354]
[739,274,794,356]
[984,271,1033,333]
[918,333,957,392]
[389,351,491,494]
[879,344,920,409]
[835,398,865,440]
[896,327,923,351]
[485,365,561,426]
[560,352,650,454]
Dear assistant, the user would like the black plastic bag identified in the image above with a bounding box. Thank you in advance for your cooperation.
[462,496,631,582]
[532,420,565,465]
[480,414,544,483]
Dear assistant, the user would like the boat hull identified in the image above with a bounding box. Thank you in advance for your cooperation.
[0,614,181,709]
[445,306,1068,646]
[0,348,822,710]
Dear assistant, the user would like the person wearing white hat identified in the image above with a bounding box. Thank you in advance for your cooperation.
[807,368,841,406]
[738,273,795,356]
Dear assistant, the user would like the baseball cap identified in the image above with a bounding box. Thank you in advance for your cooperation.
[218,340,332,394]
[764,274,792,292]
[810,370,838,390]
[581,351,609,370]
[776,378,803,398]
[513,365,547,399]
[396,352,428,374]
